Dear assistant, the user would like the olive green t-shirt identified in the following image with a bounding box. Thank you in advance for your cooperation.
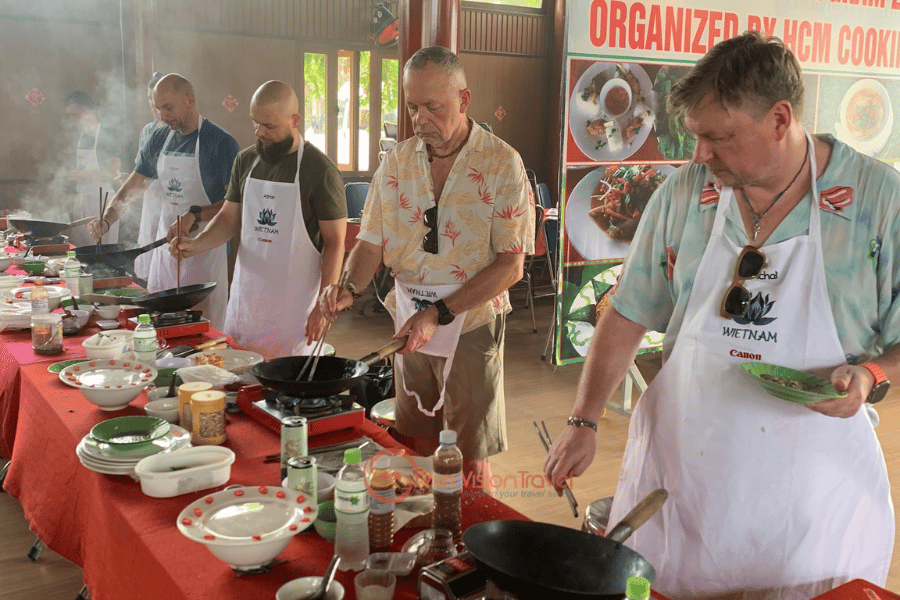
[224,141,346,250]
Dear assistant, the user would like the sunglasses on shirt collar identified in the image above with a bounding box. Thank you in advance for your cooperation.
[720,246,767,319]
[422,205,438,254]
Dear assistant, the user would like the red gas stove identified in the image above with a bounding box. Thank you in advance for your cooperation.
[125,310,210,339]
[236,384,366,437]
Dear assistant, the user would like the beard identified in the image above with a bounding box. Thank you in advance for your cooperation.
[256,135,294,165]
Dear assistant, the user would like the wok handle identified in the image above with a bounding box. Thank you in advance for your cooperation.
[605,488,668,544]
[360,336,408,365]
[66,216,96,230]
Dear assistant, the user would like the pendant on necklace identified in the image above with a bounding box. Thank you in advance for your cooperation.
[752,218,761,241]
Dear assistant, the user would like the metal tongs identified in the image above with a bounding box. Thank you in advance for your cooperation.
[534,421,579,518]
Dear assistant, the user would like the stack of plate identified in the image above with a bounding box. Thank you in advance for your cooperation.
[76,416,191,476]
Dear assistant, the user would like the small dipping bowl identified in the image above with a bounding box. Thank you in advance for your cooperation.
[95,304,121,320]
[313,500,337,542]
[276,576,345,600]
[144,391,179,423]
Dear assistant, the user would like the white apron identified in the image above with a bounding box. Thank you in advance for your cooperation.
[223,151,321,358]
[608,134,893,599]
[394,280,467,416]
[73,124,118,246]
[135,120,164,281]
[146,117,228,330]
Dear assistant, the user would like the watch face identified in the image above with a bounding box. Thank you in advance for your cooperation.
[869,381,890,404]
[438,311,455,326]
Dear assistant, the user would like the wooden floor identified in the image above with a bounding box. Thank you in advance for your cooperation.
[2,287,899,597]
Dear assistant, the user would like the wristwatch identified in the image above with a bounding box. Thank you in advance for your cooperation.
[189,205,202,221]
[433,299,456,326]
[860,362,890,404]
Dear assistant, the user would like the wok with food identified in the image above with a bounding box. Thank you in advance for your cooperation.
[588,165,667,241]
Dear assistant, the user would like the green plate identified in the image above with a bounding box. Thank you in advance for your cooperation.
[90,416,170,448]
[48,358,90,374]
[740,362,847,404]
[103,288,142,298]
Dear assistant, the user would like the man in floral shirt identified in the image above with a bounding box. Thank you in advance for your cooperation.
[322,46,533,487]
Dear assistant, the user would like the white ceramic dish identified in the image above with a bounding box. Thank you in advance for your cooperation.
[836,78,893,156]
[144,395,179,422]
[59,359,158,411]
[281,470,336,504]
[4,285,71,311]
[0,303,32,330]
[95,304,121,320]
[135,446,235,498]
[276,577,345,600]
[96,319,120,330]
[78,424,190,462]
[186,348,264,373]
[0,256,13,272]
[177,485,317,570]
[62,309,91,334]
[82,333,128,359]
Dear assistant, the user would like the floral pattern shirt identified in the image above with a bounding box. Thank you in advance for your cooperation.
[611,135,900,364]
[358,123,535,333]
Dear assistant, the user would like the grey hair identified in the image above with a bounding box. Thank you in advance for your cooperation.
[668,30,804,121]
[404,46,467,89]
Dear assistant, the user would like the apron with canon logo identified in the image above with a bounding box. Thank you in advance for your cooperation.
[223,150,321,358]
[608,133,893,598]
[147,116,228,329]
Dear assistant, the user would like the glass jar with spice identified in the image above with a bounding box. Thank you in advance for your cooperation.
[190,390,227,445]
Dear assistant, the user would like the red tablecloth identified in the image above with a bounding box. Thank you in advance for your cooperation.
[2,358,540,600]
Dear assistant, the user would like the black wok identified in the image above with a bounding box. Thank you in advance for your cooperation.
[9,216,94,238]
[252,337,406,398]
[131,282,217,313]
[462,489,668,599]
[74,237,167,271]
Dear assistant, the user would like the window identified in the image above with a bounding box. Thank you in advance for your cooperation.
[463,0,545,10]
[303,53,327,155]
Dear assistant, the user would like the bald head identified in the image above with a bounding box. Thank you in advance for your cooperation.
[155,74,194,99]
[251,80,299,116]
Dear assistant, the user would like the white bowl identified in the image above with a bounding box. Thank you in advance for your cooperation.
[0,256,12,272]
[282,471,336,504]
[4,285,71,311]
[599,78,633,118]
[61,309,91,335]
[59,358,158,411]
[276,577,345,600]
[0,274,25,292]
[144,395,179,422]
[82,333,128,359]
[177,486,317,570]
[95,304,122,320]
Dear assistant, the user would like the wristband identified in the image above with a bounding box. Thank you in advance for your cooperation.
[567,416,598,432]
[344,281,363,299]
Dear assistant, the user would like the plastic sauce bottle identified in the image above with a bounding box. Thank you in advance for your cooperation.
[432,429,464,542]
[368,455,395,552]
[335,448,369,571]
[133,314,157,363]
[63,250,81,298]
[30,277,49,314]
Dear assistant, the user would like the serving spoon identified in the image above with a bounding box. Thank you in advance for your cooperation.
[308,555,340,600]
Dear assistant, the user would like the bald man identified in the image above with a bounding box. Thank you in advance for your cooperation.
[169,80,346,358]
[91,74,239,329]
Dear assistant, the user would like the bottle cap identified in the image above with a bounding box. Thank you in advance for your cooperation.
[67,250,76,257]
[138,314,151,324]
[439,429,457,445]
[374,455,390,470]
[626,576,651,599]
[344,448,362,464]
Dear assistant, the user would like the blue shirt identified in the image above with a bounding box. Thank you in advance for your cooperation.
[611,135,900,364]
[134,119,239,203]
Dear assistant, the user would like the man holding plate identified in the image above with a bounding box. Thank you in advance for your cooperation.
[546,31,896,599]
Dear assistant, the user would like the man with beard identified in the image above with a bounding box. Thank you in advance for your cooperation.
[91,74,238,328]
[169,80,346,358]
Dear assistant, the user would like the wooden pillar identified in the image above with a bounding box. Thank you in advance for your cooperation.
[398,0,460,141]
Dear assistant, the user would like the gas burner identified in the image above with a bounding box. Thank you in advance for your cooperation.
[88,264,129,279]
[266,391,342,417]
[22,234,67,246]
[146,310,203,328]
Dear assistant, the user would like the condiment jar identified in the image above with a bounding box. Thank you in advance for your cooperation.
[190,390,226,445]
[177,381,212,432]
[31,313,63,355]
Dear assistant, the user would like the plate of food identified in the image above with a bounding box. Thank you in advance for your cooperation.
[186,348,264,373]
[740,362,846,404]
[569,61,656,162]
[835,78,893,156]
[565,164,674,261]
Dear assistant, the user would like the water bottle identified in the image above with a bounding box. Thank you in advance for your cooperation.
[30,277,49,314]
[432,429,463,542]
[63,250,81,298]
[133,314,157,363]
[368,454,395,552]
[335,447,369,571]
[626,576,651,600]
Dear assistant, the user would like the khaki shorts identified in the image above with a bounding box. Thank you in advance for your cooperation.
[394,315,507,460]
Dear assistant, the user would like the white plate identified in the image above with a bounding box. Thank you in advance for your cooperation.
[96,320,120,330]
[186,348,264,373]
[78,424,190,462]
[568,62,656,162]
[59,358,157,389]
[565,165,675,261]
[835,78,893,156]
[77,453,140,475]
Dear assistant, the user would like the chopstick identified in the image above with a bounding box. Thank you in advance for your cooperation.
[97,187,107,248]
[296,271,348,382]
[176,214,182,293]
[533,421,579,518]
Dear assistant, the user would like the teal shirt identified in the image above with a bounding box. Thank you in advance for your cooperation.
[611,135,900,364]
